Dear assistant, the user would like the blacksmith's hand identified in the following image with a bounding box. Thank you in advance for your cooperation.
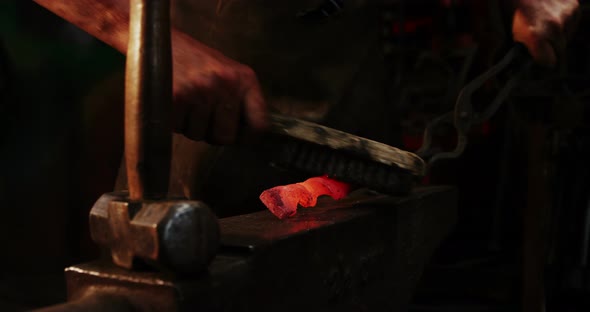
[172,33,268,145]
[512,0,580,67]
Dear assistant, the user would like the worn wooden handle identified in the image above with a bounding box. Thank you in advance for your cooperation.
[125,0,173,200]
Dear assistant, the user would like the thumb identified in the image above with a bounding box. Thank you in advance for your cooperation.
[243,81,269,131]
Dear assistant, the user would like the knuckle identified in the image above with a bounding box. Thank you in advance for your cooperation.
[192,73,216,90]
[549,13,566,25]
[238,66,257,83]
[549,16,562,28]
[217,69,239,83]
[240,65,256,78]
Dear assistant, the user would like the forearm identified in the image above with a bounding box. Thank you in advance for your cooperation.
[33,0,131,53]
[33,0,268,142]
[33,0,239,92]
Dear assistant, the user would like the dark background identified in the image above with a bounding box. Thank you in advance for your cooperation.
[0,1,589,311]
[0,1,125,309]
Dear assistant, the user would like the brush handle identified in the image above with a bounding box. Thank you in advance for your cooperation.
[268,113,425,177]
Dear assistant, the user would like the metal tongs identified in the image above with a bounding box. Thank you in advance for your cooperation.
[416,43,534,171]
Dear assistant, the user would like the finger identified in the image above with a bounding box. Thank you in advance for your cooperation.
[513,10,538,57]
[208,89,241,145]
[243,80,268,131]
[535,40,557,68]
[183,92,213,141]
[512,8,567,68]
[172,88,191,133]
[563,4,581,40]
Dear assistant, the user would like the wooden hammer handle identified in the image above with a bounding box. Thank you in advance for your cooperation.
[125,0,172,200]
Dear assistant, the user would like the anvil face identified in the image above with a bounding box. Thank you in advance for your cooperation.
[66,187,457,311]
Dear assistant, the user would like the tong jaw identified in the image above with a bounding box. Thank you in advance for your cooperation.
[417,44,532,170]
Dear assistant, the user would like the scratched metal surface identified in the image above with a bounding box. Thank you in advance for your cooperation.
[219,190,380,250]
[220,186,451,251]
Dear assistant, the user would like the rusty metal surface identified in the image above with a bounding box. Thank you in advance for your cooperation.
[51,186,457,312]
[125,0,172,200]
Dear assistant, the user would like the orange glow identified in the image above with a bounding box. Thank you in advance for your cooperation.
[259,175,351,219]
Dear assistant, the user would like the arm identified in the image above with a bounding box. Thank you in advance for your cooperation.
[33,0,268,144]
[512,0,580,67]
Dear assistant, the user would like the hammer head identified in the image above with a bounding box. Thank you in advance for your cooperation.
[89,192,220,274]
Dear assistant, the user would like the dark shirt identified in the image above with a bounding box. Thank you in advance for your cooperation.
[171,0,384,124]
[168,1,396,215]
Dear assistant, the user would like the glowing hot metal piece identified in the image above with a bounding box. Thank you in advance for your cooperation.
[259,175,351,219]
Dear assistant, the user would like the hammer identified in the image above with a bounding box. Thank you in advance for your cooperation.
[88,0,219,274]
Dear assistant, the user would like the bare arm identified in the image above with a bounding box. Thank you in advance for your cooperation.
[33,1,131,53]
[33,0,268,144]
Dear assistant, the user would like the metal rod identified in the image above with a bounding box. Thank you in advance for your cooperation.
[125,0,172,200]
